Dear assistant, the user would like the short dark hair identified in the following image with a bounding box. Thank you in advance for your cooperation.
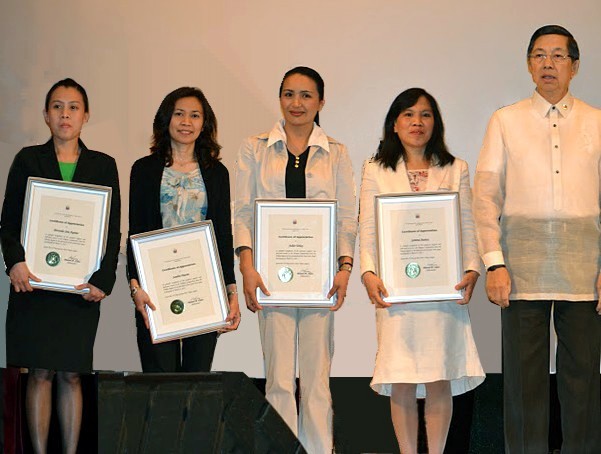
[527,25,579,60]
[151,87,221,168]
[374,88,455,171]
[279,66,324,126]
[44,78,89,113]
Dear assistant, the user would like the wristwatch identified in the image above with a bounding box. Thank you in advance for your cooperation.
[487,264,506,273]
[339,262,353,272]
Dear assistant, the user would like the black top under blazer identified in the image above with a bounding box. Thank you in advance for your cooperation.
[126,153,235,286]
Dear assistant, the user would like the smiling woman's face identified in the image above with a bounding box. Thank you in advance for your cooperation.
[279,73,324,128]
[169,96,204,147]
[393,96,434,155]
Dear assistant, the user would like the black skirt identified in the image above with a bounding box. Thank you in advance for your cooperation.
[6,288,100,373]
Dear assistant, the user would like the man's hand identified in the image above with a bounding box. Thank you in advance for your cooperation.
[485,266,511,308]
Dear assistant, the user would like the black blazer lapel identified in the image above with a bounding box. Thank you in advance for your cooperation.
[71,139,93,183]
[38,139,62,180]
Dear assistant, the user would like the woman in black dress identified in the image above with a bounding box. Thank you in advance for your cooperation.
[127,87,239,373]
[0,78,121,453]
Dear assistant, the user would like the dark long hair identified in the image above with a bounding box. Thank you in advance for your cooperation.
[279,66,324,126]
[151,87,221,168]
[45,78,89,113]
[374,88,454,170]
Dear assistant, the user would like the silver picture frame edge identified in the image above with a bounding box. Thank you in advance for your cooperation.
[254,198,337,308]
[21,177,112,294]
[375,191,464,304]
[130,220,230,344]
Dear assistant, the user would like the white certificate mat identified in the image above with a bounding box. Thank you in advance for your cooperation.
[21,177,111,294]
[376,192,463,303]
[130,221,229,343]
[255,199,337,307]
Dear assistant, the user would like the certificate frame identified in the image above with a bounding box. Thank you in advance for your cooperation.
[130,221,230,343]
[375,192,463,303]
[21,177,112,294]
[254,199,337,307]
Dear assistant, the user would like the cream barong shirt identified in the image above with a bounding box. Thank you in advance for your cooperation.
[473,91,601,301]
[234,120,357,259]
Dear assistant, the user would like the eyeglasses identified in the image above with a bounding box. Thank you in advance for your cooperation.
[528,53,573,64]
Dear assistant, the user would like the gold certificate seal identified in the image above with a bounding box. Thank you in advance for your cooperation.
[405,262,421,279]
[278,266,294,283]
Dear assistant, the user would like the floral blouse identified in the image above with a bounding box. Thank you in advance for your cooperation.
[407,169,429,192]
[160,166,208,227]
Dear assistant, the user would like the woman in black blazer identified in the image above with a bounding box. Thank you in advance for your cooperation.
[127,87,240,372]
[0,78,121,453]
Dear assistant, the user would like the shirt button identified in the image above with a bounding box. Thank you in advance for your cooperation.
[554,145,559,148]
[555,170,560,174]
[307,173,313,178]
[553,124,557,127]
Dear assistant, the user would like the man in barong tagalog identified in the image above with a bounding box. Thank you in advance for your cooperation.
[473,25,601,453]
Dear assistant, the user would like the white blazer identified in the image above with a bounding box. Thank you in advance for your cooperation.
[359,156,481,277]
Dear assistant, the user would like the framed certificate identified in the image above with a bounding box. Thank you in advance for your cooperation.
[376,192,463,303]
[255,199,337,307]
[21,177,112,294]
[130,221,230,343]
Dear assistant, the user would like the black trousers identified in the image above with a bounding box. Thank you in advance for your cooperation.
[501,300,601,454]
[135,311,218,373]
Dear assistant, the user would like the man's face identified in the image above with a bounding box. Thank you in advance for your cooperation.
[527,34,579,104]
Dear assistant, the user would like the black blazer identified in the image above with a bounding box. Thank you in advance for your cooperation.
[0,139,122,295]
[126,153,235,285]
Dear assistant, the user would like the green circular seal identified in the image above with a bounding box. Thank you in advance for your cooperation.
[405,262,421,279]
[278,266,294,283]
[170,299,185,315]
[45,251,61,267]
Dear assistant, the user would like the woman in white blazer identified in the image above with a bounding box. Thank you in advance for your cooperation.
[234,67,357,454]
[359,88,484,454]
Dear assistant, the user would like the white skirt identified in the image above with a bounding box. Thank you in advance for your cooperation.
[371,301,485,398]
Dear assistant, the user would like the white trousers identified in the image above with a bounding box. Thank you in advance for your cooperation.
[258,307,334,454]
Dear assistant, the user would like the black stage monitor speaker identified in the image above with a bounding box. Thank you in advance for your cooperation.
[97,372,305,454]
